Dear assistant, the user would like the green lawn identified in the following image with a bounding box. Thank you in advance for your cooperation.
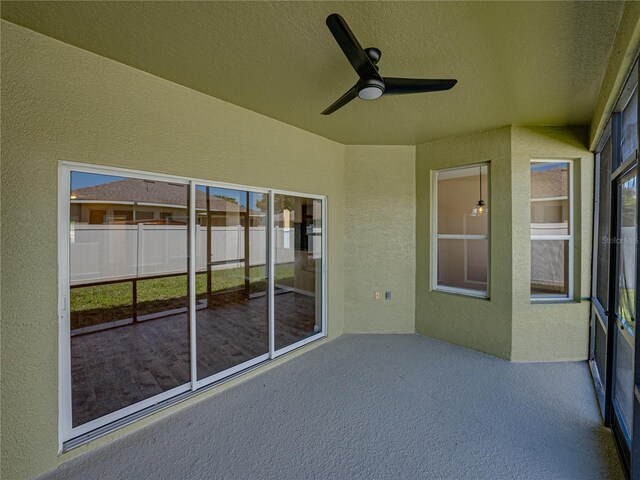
[71,264,294,329]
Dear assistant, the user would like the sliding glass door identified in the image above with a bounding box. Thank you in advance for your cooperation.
[589,60,640,477]
[59,165,326,447]
[590,132,612,416]
[195,185,270,384]
[611,168,637,465]
[273,194,324,354]
[67,171,192,432]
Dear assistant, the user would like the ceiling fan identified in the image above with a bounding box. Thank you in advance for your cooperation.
[322,13,457,115]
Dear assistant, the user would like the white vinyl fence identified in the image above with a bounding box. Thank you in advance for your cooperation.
[69,224,311,286]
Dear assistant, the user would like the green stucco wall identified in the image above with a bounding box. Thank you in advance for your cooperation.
[415,126,593,362]
[344,145,416,333]
[510,126,593,362]
[0,22,346,479]
[415,128,513,359]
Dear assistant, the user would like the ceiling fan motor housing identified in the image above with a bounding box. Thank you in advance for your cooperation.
[365,47,381,64]
[357,77,385,100]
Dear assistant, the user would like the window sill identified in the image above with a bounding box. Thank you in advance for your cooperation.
[530,297,579,305]
[433,286,489,300]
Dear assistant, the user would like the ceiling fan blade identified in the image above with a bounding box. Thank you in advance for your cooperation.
[383,78,457,95]
[326,13,381,80]
[321,85,358,115]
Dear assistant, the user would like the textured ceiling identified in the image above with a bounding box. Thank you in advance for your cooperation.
[0,1,625,145]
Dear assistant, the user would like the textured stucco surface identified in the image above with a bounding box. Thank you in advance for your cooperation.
[510,126,593,362]
[415,126,593,362]
[35,334,623,480]
[0,22,346,479]
[344,145,416,333]
[0,2,625,145]
[415,128,513,359]
[590,2,640,149]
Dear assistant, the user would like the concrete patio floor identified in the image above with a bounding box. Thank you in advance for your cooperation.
[42,334,623,479]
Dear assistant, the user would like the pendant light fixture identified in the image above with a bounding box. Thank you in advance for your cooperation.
[472,166,487,217]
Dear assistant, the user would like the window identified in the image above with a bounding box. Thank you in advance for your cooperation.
[135,210,154,221]
[112,209,133,223]
[530,160,572,299]
[59,163,326,448]
[433,164,489,297]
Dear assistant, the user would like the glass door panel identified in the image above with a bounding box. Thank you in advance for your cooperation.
[62,165,330,445]
[194,186,269,380]
[273,194,323,351]
[613,169,637,445]
[69,171,191,427]
[590,135,612,416]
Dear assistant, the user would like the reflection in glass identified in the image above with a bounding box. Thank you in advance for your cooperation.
[69,172,190,426]
[530,162,570,297]
[435,165,489,296]
[621,87,638,164]
[530,240,569,296]
[530,162,569,236]
[274,194,323,350]
[597,137,612,308]
[195,187,269,380]
[437,166,489,236]
[437,239,488,292]
[614,328,634,437]
[594,317,607,392]
[617,173,637,332]
[613,170,636,442]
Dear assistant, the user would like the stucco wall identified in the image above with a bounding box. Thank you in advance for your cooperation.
[510,126,593,362]
[0,14,608,480]
[0,22,345,479]
[590,2,640,150]
[415,127,513,359]
[415,126,593,362]
[343,145,416,333]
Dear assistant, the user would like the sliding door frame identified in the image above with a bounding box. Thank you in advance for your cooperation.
[589,137,609,417]
[57,162,195,447]
[609,159,637,474]
[58,161,327,450]
[589,58,639,479]
[270,188,327,359]
[189,178,271,391]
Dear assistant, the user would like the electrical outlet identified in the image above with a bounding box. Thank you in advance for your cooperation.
[385,291,391,300]
[374,291,381,300]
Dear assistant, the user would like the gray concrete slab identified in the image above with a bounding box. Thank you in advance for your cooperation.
[40,334,624,479]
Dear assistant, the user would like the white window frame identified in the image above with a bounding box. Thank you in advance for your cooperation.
[58,161,327,450]
[530,159,574,301]
[432,163,490,298]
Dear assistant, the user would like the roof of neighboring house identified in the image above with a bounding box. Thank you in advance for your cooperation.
[71,178,262,214]
[531,167,568,199]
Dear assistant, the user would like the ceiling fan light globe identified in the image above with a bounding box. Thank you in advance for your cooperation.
[358,86,384,100]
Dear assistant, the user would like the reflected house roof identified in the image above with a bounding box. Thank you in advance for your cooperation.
[71,178,263,214]
[531,167,568,200]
